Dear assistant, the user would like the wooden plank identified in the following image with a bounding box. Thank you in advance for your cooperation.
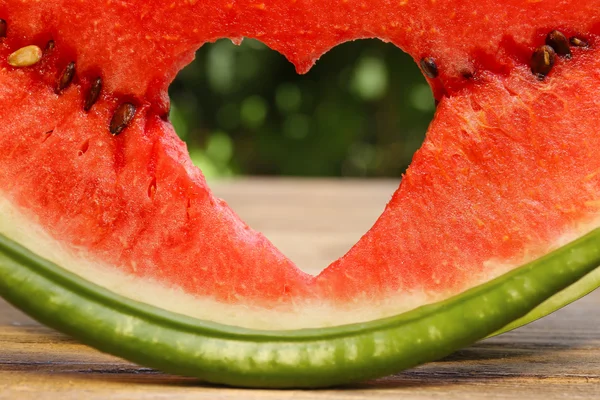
[1,178,599,398]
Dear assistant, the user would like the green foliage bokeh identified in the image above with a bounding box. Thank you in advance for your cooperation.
[169,39,435,178]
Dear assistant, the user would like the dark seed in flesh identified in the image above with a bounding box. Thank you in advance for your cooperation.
[44,40,55,54]
[84,77,102,111]
[0,19,6,38]
[110,103,136,135]
[56,61,75,93]
[569,36,589,48]
[420,57,439,79]
[546,30,571,59]
[531,45,556,79]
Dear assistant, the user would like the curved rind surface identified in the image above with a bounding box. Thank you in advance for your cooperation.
[0,230,599,388]
[493,267,600,336]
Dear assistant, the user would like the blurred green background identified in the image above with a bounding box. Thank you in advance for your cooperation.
[169,39,435,179]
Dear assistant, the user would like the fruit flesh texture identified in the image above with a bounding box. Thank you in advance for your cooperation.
[4,1,600,106]
[0,0,599,318]
[318,54,600,301]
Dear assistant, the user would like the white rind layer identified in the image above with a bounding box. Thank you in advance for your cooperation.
[0,192,597,330]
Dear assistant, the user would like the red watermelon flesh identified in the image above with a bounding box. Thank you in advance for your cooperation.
[0,0,599,328]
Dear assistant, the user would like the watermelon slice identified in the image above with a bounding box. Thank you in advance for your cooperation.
[0,0,599,388]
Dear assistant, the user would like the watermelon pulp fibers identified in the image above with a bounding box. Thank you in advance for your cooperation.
[0,0,599,330]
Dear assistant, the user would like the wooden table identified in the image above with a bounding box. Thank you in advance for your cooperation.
[1,178,599,399]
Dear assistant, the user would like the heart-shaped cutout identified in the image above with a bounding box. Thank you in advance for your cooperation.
[173,37,433,273]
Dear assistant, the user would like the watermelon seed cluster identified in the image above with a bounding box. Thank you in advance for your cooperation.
[418,29,589,84]
[531,30,589,80]
[0,18,136,136]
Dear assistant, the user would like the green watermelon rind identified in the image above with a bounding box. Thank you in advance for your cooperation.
[0,229,599,388]
[492,265,600,336]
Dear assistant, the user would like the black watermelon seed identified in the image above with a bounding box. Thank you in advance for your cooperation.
[546,30,571,59]
[56,61,75,93]
[569,36,589,48]
[44,40,55,55]
[84,77,102,112]
[531,45,556,79]
[110,103,136,135]
[0,19,6,38]
[420,57,439,79]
